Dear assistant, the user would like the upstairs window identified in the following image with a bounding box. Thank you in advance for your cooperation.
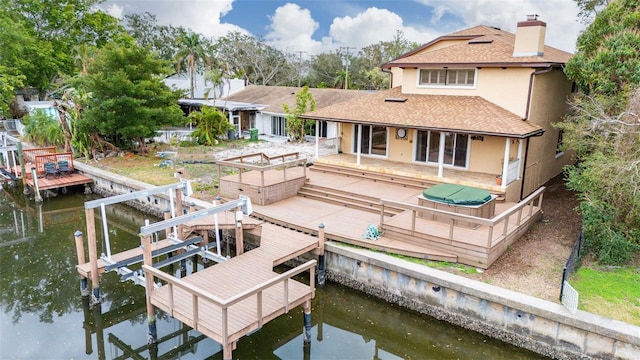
[419,69,476,87]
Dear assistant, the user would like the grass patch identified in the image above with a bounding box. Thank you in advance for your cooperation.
[570,266,640,325]
[335,243,480,274]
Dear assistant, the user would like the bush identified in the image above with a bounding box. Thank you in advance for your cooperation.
[580,201,640,265]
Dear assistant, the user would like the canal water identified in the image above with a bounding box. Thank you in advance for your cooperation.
[0,184,546,359]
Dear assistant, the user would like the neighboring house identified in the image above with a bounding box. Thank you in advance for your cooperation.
[164,73,246,100]
[301,15,574,202]
[21,101,60,121]
[222,85,372,140]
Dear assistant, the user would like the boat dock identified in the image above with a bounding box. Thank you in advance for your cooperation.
[75,181,323,360]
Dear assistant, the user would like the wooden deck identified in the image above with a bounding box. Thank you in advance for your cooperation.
[25,172,93,191]
[143,223,319,359]
[244,166,544,269]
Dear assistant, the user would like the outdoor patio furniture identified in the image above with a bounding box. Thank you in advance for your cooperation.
[58,160,72,176]
[44,162,59,179]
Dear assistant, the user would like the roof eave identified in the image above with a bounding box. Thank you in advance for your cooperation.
[299,116,546,139]
[383,62,565,69]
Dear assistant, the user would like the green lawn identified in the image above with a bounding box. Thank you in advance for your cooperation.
[570,266,640,325]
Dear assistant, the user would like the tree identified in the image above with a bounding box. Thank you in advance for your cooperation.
[558,91,640,264]
[575,0,613,23]
[187,106,233,145]
[174,31,212,99]
[306,52,343,88]
[0,0,125,99]
[0,65,25,117]
[565,0,640,96]
[559,0,640,264]
[215,32,296,86]
[283,86,316,142]
[74,41,184,155]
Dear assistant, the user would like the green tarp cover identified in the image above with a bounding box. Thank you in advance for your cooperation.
[422,184,492,205]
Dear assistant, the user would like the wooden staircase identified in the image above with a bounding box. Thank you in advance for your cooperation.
[297,183,404,216]
[308,163,436,190]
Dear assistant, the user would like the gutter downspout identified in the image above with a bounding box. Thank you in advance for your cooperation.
[382,68,393,89]
[523,67,554,120]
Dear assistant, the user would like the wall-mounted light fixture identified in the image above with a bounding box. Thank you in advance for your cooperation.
[471,135,484,141]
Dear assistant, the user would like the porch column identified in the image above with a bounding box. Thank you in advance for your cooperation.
[517,139,524,180]
[315,121,319,160]
[356,124,362,166]
[502,138,511,188]
[437,132,446,178]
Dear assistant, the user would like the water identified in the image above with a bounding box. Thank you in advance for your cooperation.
[0,184,546,359]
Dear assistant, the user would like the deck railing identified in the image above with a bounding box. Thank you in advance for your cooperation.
[380,186,545,250]
[23,147,57,164]
[142,258,316,340]
[33,152,74,176]
[217,152,308,204]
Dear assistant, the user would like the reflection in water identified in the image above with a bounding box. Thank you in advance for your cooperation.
[0,184,545,359]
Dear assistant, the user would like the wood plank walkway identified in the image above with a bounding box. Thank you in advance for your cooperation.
[25,172,93,191]
[145,222,319,359]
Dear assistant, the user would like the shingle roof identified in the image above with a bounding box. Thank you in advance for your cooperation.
[383,25,572,68]
[223,85,372,114]
[301,86,544,138]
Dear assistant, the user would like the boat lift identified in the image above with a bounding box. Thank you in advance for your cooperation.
[78,179,253,303]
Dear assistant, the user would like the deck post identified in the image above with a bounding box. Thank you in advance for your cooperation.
[175,189,184,240]
[74,230,90,296]
[235,205,244,255]
[302,300,312,343]
[31,167,43,203]
[85,208,101,304]
[17,142,28,191]
[141,233,158,344]
[317,223,326,285]
[163,209,171,239]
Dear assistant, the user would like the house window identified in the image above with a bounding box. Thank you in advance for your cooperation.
[415,130,469,168]
[419,69,476,87]
[353,125,387,156]
[271,116,286,136]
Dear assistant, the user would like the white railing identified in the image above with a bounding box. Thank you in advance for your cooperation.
[561,281,579,314]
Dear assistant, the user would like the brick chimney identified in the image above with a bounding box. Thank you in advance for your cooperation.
[513,14,546,57]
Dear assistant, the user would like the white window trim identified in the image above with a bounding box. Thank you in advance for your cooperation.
[411,130,470,169]
[416,68,478,90]
[353,125,389,159]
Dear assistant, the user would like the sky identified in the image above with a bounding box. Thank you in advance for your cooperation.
[99,0,585,56]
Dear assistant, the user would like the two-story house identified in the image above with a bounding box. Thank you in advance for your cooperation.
[301,15,574,202]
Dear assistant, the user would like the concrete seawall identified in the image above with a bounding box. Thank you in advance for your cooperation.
[77,162,640,360]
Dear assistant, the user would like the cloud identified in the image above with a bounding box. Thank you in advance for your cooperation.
[99,0,247,39]
[102,3,124,19]
[329,8,413,49]
[264,3,324,55]
[415,0,584,52]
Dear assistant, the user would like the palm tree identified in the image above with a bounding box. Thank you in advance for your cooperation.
[174,32,210,99]
[203,67,225,100]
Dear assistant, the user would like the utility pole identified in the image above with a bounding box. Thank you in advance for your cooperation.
[296,51,306,87]
[340,46,356,90]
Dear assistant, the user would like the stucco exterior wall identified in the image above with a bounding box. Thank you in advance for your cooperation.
[399,67,533,117]
[522,68,574,197]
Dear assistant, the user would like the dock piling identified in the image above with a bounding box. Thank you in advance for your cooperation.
[317,223,326,285]
[303,301,312,343]
[30,167,43,203]
[74,230,90,296]
[85,207,101,305]
[142,233,158,344]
